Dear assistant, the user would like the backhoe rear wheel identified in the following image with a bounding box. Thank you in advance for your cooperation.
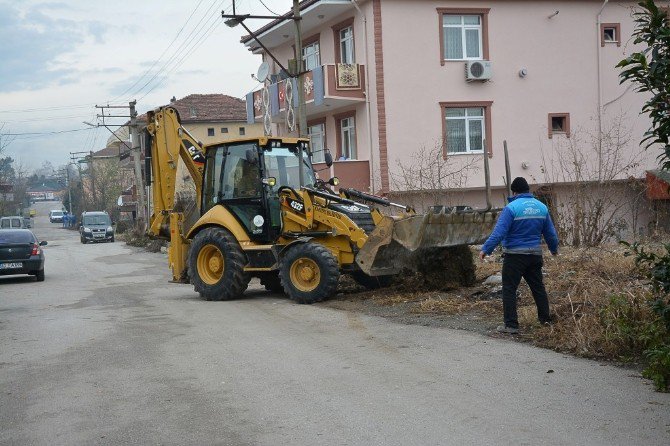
[279,243,339,304]
[188,227,249,301]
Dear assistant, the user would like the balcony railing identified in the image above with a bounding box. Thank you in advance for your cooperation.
[247,64,366,122]
[313,159,370,192]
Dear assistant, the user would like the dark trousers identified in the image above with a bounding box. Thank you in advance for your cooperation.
[502,254,551,329]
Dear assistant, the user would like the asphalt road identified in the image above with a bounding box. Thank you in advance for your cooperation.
[1,201,669,445]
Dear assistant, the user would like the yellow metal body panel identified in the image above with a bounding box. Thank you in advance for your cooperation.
[186,205,251,244]
[167,212,189,282]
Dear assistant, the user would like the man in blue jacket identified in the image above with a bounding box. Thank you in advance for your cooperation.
[479,177,559,334]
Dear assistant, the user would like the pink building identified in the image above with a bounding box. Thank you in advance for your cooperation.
[243,1,667,241]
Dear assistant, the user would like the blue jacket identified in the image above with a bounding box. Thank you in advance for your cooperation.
[481,193,559,255]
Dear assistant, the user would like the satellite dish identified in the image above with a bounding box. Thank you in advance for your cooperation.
[256,62,270,83]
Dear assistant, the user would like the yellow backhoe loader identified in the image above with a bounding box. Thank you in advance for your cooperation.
[145,106,500,304]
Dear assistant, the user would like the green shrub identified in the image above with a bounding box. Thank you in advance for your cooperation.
[621,242,670,392]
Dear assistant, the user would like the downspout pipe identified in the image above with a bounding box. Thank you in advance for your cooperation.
[596,0,609,182]
[351,0,375,193]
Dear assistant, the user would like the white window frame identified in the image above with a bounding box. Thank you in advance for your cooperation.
[442,15,483,61]
[302,41,321,71]
[339,26,355,64]
[340,117,357,160]
[445,107,485,154]
[603,27,617,42]
[308,123,326,163]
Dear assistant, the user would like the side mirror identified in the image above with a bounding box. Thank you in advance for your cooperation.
[245,149,258,165]
[324,149,333,168]
[39,241,48,246]
[262,177,277,187]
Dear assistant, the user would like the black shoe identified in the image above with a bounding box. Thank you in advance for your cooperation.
[496,325,519,334]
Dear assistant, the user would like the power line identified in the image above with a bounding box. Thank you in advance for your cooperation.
[258,0,279,15]
[1,114,94,124]
[135,1,233,101]
[0,104,94,114]
[129,0,228,99]
[1,128,94,136]
[106,0,209,105]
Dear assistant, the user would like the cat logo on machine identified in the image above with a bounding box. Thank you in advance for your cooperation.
[288,198,305,214]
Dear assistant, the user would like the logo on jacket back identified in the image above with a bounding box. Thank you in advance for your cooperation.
[523,207,542,216]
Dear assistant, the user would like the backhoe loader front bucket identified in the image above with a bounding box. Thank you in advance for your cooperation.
[355,209,500,276]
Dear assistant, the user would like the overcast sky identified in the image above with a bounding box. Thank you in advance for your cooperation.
[0,0,289,173]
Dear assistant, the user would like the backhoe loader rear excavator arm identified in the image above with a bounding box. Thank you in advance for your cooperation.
[145,106,205,281]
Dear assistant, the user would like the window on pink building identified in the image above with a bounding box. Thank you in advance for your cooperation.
[438,8,490,64]
[601,23,621,47]
[335,111,357,160]
[440,102,493,156]
[340,117,356,159]
[302,40,321,70]
[548,113,570,138]
[308,121,326,163]
[332,18,355,65]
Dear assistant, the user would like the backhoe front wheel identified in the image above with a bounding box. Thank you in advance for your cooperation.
[188,227,249,301]
[280,243,340,304]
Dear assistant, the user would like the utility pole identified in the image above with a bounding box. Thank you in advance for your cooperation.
[58,167,73,213]
[66,167,72,214]
[89,150,96,208]
[292,0,307,139]
[292,0,307,187]
[129,100,146,230]
[71,151,89,211]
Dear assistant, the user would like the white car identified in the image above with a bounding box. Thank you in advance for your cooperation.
[49,210,64,223]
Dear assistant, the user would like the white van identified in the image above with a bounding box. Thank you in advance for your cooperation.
[0,216,27,229]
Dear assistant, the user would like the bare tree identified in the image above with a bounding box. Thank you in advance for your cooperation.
[538,113,647,246]
[85,158,125,217]
[389,140,480,211]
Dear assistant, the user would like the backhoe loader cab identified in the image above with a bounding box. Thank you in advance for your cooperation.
[200,140,318,243]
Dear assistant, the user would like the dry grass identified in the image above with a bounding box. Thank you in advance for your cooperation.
[341,244,661,362]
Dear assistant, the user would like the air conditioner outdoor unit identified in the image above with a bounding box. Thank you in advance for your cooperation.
[465,60,492,81]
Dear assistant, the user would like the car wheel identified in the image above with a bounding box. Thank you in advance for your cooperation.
[35,270,45,282]
[110,236,115,243]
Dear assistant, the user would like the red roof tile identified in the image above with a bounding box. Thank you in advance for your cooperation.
[167,94,247,123]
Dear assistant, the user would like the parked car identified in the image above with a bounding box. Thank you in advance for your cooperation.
[0,216,27,229]
[80,211,114,243]
[0,229,47,281]
[49,210,64,223]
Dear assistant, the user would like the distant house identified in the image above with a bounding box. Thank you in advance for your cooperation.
[27,183,61,201]
[161,94,265,143]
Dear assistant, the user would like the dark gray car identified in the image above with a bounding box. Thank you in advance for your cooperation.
[79,211,114,243]
[0,229,47,281]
